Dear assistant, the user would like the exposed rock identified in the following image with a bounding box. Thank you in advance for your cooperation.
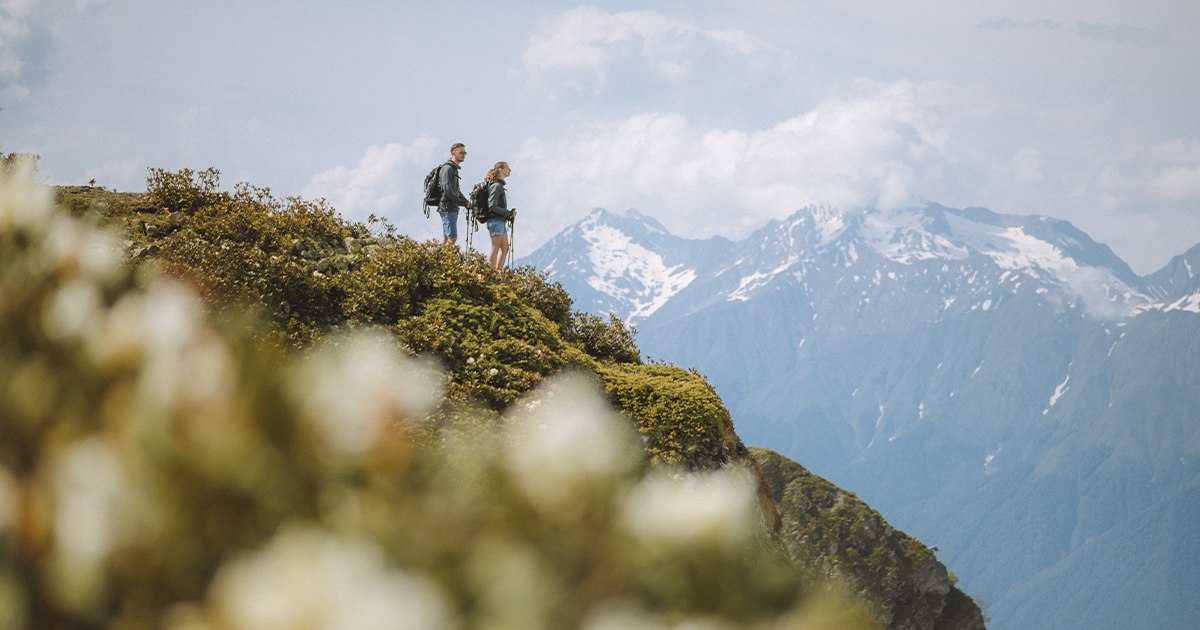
[753,447,985,630]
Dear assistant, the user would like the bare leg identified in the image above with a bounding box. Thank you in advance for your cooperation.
[489,234,509,269]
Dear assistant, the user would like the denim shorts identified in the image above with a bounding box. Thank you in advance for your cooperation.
[439,210,458,239]
[486,217,508,237]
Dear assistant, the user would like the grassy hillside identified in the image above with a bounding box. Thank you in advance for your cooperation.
[1,164,982,628]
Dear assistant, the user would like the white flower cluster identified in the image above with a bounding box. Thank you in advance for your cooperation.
[182,525,452,630]
[503,372,642,513]
[622,467,760,549]
[289,331,444,457]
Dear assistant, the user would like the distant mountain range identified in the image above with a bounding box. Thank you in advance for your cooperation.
[523,203,1200,630]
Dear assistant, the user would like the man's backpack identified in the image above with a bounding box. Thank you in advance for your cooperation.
[470,181,491,223]
[422,163,445,216]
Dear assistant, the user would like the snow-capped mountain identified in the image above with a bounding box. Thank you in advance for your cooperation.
[533,203,1152,326]
[1145,242,1200,307]
[523,208,732,321]
[521,202,1200,630]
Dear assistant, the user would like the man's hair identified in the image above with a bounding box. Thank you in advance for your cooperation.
[450,143,466,153]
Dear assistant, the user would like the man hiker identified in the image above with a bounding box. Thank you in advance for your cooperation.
[437,143,470,245]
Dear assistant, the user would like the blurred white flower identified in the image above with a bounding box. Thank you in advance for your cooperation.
[622,467,758,549]
[289,331,443,455]
[209,524,452,630]
[670,619,738,630]
[581,602,737,630]
[42,278,104,342]
[126,282,210,413]
[48,438,133,610]
[579,600,664,630]
[0,160,53,232]
[503,372,641,511]
[465,538,562,629]
[44,216,124,283]
[50,438,130,566]
[87,280,194,372]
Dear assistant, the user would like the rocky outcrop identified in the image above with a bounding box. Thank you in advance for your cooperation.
[753,447,986,630]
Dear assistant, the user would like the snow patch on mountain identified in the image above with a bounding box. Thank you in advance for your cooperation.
[1141,291,1200,315]
[580,222,696,321]
[1165,293,1200,313]
[728,256,801,301]
[1044,368,1072,415]
[715,204,1151,318]
[794,204,851,247]
[860,208,966,263]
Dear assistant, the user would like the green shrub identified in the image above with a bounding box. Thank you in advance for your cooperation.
[146,166,223,214]
[598,363,745,469]
[570,311,641,364]
[131,169,636,405]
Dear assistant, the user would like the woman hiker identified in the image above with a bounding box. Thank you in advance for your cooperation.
[482,161,516,269]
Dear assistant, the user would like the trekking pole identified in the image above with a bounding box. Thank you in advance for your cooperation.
[507,218,516,269]
[465,207,473,252]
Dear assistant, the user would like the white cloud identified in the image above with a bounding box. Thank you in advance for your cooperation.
[1150,167,1200,200]
[180,105,214,128]
[976,18,1167,48]
[522,6,783,95]
[302,136,440,224]
[81,158,139,188]
[0,0,37,101]
[514,80,956,245]
[1013,147,1045,182]
[1,0,112,102]
[1096,137,1200,203]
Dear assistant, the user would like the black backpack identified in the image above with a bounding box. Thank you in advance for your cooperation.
[470,181,491,223]
[422,163,446,215]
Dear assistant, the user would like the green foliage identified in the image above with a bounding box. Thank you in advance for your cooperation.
[146,181,358,346]
[1,148,39,175]
[0,168,875,629]
[393,297,580,409]
[122,168,624,411]
[570,311,642,364]
[506,265,575,335]
[598,364,743,469]
[145,166,223,214]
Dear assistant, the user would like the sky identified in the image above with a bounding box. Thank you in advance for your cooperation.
[3,0,1199,274]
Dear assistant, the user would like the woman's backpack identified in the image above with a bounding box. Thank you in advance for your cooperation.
[470,182,491,223]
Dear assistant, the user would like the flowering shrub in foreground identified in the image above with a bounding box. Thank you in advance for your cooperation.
[0,168,873,628]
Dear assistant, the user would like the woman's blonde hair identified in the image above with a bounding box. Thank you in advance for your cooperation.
[485,161,509,182]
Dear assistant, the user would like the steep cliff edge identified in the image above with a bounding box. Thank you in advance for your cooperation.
[754,447,985,630]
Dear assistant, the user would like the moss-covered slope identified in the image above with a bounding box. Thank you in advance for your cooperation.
[58,170,758,476]
[753,447,985,630]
